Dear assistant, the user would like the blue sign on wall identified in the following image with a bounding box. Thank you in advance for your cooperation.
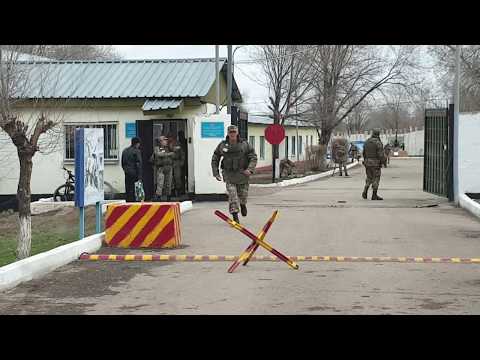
[201,122,224,138]
[125,122,137,138]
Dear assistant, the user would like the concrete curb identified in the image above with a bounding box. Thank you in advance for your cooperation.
[459,193,480,220]
[0,232,103,293]
[251,161,361,188]
[0,200,194,293]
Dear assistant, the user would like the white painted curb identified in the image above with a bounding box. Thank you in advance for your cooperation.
[0,232,103,293]
[459,193,480,220]
[251,161,361,188]
[180,201,193,214]
[0,200,193,293]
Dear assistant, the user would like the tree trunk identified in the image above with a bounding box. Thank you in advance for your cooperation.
[16,153,33,260]
[319,128,332,145]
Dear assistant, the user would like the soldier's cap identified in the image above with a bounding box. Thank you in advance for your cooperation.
[227,125,238,132]
[372,129,381,136]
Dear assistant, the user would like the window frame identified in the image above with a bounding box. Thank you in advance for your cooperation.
[64,122,119,164]
[291,136,296,156]
[259,136,265,160]
[249,135,256,153]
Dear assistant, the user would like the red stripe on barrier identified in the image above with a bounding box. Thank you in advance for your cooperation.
[134,255,143,260]
[149,220,176,248]
[109,205,152,246]
[128,205,171,248]
[99,255,109,260]
[106,206,130,228]
[116,255,125,261]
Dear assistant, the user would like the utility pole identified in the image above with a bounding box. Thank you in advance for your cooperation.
[227,45,232,115]
[215,45,220,114]
[453,45,461,205]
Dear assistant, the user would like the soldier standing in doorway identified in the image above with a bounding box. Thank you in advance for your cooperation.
[152,136,175,201]
[362,129,386,200]
[170,136,185,198]
[211,125,257,224]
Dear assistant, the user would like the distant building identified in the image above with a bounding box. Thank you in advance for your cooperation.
[247,115,319,170]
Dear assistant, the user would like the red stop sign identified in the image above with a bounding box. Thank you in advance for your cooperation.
[264,124,285,145]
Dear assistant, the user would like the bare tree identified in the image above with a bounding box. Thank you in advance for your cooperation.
[308,45,422,146]
[0,45,65,259]
[1,45,121,61]
[344,99,369,134]
[257,45,317,181]
[429,45,480,111]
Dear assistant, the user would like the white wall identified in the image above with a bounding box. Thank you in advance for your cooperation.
[341,129,425,156]
[0,102,222,196]
[459,112,480,194]
[192,114,231,194]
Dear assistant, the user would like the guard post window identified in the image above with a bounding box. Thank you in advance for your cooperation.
[249,136,256,152]
[260,136,265,160]
[64,123,118,161]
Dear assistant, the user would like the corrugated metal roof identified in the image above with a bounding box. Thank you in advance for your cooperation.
[142,99,183,111]
[248,115,315,128]
[13,58,240,100]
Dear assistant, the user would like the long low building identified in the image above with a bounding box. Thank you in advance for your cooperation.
[247,116,319,170]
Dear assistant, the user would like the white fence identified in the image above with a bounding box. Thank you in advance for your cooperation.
[334,127,425,156]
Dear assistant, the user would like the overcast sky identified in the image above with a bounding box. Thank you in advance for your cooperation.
[113,45,444,115]
[113,45,270,114]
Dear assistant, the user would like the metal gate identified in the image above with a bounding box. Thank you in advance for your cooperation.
[423,105,453,200]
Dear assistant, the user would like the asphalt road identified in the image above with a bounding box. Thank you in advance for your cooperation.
[1,158,480,314]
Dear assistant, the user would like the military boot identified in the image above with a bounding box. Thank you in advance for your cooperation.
[232,212,240,223]
[362,186,368,199]
[371,190,383,200]
[240,204,247,217]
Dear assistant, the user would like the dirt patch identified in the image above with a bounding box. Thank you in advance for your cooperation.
[306,305,337,312]
[0,261,171,314]
[419,298,454,310]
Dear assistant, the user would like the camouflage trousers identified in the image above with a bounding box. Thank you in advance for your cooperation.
[226,182,249,214]
[172,166,184,192]
[365,166,381,190]
[155,166,173,196]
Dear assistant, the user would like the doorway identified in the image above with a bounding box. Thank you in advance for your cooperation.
[136,119,188,200]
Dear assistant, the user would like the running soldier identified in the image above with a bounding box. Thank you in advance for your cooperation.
[211,125,257,224]
[349,143,359,163]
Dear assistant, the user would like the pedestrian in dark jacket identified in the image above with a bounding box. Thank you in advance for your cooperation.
[121,137,143,202]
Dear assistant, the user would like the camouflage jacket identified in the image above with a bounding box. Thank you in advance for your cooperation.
[211,139,257,184]
[363,136,386,167]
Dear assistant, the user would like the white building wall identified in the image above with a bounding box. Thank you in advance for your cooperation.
[0,103,221,196]
[248,124,318,168]
[458,112,480,194]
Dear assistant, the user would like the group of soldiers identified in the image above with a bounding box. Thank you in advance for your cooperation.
[331,130,394,200]
[150,134,186,201]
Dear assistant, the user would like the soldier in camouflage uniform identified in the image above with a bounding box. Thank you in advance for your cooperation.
[332,138,349,176]
[169,137,186,197]
[349,143,359,163]
[383,143,392,167]
[211,125,257,224]
[152,136,175,201]
[362,129,386,200]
